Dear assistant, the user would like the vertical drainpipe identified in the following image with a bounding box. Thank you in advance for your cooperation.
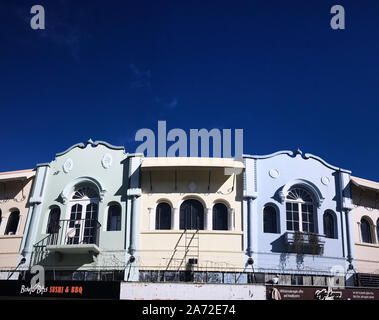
[243,157,258,259]
[338,169,355,284]
[19,163,50,268]
[126,154,142,281]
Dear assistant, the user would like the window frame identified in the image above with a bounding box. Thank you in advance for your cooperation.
[212,203,228,231]
[155,202,172,230]
[263,205,279,234]
[107,203,122,231]
[323,210,337,239]
[285,187,316,233]
[360,217,373,244]
[5,210,20,235]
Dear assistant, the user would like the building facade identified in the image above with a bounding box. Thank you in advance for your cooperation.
[0,169,35,279]
[243,150,355,286]
[138,157,245,283]
[19,140,142,281]
[350,176,379,287]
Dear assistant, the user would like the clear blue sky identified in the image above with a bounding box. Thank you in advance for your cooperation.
[1,1,378,181]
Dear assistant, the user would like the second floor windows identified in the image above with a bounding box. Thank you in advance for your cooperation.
[286,186,315,233]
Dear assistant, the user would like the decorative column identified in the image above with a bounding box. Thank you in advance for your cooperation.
[173,208,180,230]
[228,208,235,231]
[149,208,156,231]
[206,208,212,231]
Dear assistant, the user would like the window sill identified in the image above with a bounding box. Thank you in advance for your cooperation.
[0,234,23,239]
[355,242,379,248]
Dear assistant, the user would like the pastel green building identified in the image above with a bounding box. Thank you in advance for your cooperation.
[19,140,142,281]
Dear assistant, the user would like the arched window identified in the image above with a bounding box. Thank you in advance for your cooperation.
[213,203,228,230]
[107,204,121,231]
[361,217,373,243]
[67,185,99,245]
[286,186,315,233]
[5,210,20,235]
[263,205,278,233]
[47,207,61,234]
[323,210,336,239]
[156,202,171,230]
[180,199,204,230]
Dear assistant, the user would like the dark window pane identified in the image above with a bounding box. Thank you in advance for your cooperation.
[213,203,228,230]
[5,211,20,235]
[287,221,293,231]
[323,212,335,238]
[47,207,61,234]
[293,222,299,231]
[156,203,171,230]
[263,206,277,233]
[180,199,204,230]
[361,218,372,243]
[107,204,122,231]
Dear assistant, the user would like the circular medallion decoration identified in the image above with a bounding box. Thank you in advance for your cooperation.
[321,176,330,186]
[188,181,197,192]
[63,158,73,173]
[102,153,113,169]
[269,169,280,179]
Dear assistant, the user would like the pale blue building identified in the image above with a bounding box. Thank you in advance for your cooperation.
[243,149,356,286]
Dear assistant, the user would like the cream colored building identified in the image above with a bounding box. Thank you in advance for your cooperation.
[138,157,244,281]
[0,169,35,278]
[351,176,379,279]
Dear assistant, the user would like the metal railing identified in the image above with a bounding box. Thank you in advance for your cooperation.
[40,219,101,247]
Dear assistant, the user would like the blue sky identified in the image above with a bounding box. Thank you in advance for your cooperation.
[0,1,379,181]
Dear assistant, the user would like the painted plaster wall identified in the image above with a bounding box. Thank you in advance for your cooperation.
[22,142,133,271]
[243,151,352,274]
[139,163,244,272]
[351,185,379,274]
[0,170,35,270]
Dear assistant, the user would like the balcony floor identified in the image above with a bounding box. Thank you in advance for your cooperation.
[46,244,100,255]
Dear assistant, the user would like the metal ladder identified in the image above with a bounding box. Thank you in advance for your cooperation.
[165,229,200,274]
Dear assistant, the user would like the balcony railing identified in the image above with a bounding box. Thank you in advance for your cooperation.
[47,219,101,247]
[284,231,326,255]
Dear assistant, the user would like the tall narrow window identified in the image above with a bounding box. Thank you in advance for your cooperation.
[361,217,373,243]
[156,202,171,230]
[377,219,379,244]
[263,205,278,233]
[180,199,204,230]
[323,210,336,239]
[107,204,122,231]
[47,207,61,234]
[213,203,228,230]
[0,209,2,227]
[5,210,20,235]
[286,186,316,233]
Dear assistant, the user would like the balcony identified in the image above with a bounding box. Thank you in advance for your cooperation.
[44,219,101,255]
[284,231,325,255]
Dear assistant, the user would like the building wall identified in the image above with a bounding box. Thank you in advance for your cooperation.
[0,170,35,271]
[243,151,353,276]
[139,160,244,272]
[20,141,138,277]
[351,184,379,274]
